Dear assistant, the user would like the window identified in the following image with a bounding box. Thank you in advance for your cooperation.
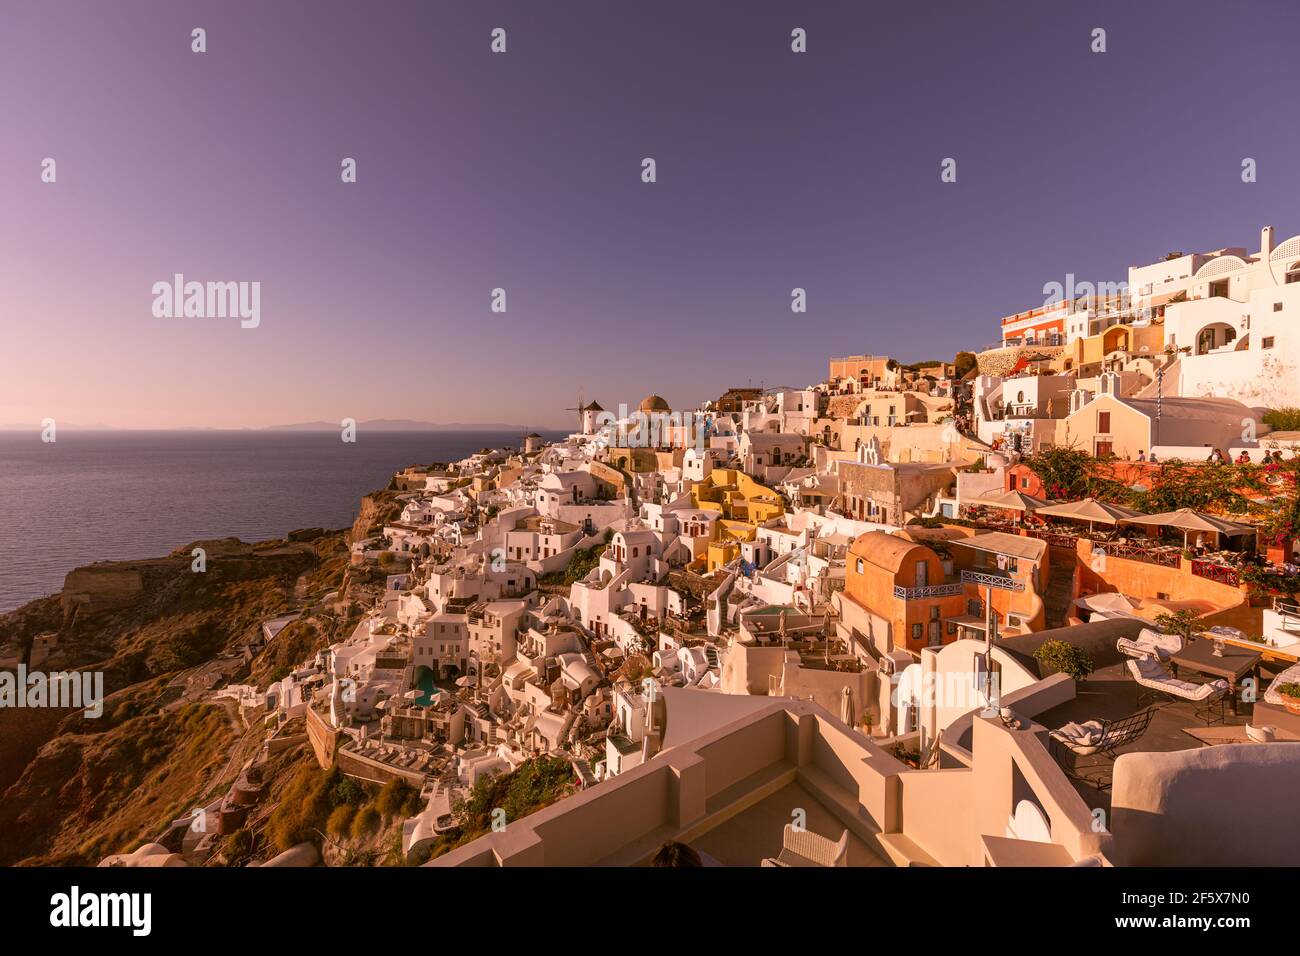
[855,558,864,574]
[911,623,923,642]
[1275,302,1284,312]
[1263,337,1275,350]
[929,606,940,621]
[1097,411,1111,433]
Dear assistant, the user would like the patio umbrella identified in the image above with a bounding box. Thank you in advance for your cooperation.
[969,489,1048,512]
[1035,497,1142,533]
[968,490,1048,525]
[1073,592,1143,619]
[1119,508,1255,548]
[840,686,856,728]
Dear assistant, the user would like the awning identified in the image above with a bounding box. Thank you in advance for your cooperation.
[1035,497,1142,526]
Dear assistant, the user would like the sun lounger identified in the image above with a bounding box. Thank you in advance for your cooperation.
[1048,708,1156,788]
[1126,657,1229,724]
[1116,628,1183,661]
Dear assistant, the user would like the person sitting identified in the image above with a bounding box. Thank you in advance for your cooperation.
[1237,450,1251,464]
[1136,450,1146,462]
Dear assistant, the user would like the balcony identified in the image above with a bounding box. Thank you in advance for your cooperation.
[892,582,963,600]
[960,569,1025,592]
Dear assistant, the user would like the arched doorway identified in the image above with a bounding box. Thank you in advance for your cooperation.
[1195,322,1236,355]
[1102,327,1128,354]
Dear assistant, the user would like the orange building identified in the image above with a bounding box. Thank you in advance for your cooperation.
[843,531,967,654]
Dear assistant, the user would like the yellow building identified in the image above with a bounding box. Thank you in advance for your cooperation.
[706,520,757,572]
[1058,321,1165,375]
[690,469,785,571]
[690,468,784,523]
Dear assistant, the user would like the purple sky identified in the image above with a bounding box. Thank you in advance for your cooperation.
[2,0,1297,429]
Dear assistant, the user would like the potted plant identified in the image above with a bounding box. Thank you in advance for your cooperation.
[1033,639,1095,682]
[1154,609,1201,646]
[1275,683,1300,716]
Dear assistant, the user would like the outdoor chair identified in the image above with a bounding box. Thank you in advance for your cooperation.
[1048,708,1155,789]
[1126,657,1229,725]
[1116,628,1184,662]
[760,824,849,867]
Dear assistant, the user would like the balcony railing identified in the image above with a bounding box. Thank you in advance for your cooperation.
[1023,527,1080,549]
[1091,543,1181,568]
[1190,560,1241,587]
[893,582,964,600]
[961,569,1025,592]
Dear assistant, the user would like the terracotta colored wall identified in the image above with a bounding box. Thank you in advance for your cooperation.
[1074,540,1246,611]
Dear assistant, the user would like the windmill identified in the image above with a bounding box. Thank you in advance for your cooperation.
[565,386,587,431]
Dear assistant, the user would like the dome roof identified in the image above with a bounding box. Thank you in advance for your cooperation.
[849,530,928,574]
[638,394,671,413]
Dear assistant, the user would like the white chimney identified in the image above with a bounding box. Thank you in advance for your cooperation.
[1262,225,1275,258]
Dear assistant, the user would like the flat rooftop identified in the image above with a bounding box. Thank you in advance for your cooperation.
[1033,654,1293,813]
[690,781,885,867]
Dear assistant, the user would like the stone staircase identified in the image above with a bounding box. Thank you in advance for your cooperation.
[1044,552,1077,629]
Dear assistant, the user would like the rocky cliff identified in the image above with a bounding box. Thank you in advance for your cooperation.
[0,527,353,865]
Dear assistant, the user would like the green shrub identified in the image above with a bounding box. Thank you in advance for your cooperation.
[1263,408,1300,432]
[326,804,356,839]
[375,779,422,820]
[1033,640,1095,682]
[329,776,367,808]
[1153,609,1201,643]
[350,805,382,839]
[266,764,340,851]
[221,828,255,867]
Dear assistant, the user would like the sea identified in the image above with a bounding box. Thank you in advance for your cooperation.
[0,429,566,613]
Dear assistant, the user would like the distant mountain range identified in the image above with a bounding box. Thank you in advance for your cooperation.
[264,419,545,432]
[1,419,563,432]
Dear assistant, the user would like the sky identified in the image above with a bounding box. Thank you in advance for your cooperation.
[1,0,1297,429]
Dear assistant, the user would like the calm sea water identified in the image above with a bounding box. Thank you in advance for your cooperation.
[0,430,564,612]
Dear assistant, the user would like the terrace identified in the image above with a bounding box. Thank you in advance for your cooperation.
[1019,632,1296,812]
[959,506,1254,581]
[430,693,907,867]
